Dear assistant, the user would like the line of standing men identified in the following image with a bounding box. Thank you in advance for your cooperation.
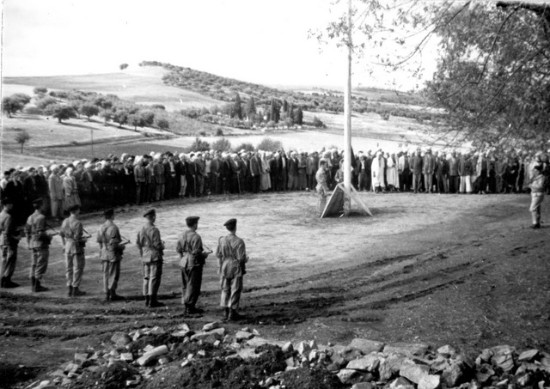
[0,200,249,321]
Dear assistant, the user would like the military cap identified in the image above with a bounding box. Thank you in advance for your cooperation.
[104,208,114,218]
[186,216,200,227]
[223,218,237,229]
[143,208,156,218]
[67,204,80,213]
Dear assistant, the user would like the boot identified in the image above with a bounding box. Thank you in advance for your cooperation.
[228,309,243,321]
[72,287,86,296]
[31,277,36,292]
[0,277,5,288]
[110,291,124,301]
[34,280,49,292]
[105,291,111,302]
[68,286,73,297]
[4,278,19,288]
[149,297,165,308]
[223,308,230,321]
[145,295,150,307]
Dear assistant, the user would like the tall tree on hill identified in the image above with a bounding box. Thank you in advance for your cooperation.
[128,113,144,131]
[15,130,31,153]
[245,97,257,120]
[292,106,304,125]
[2,96,25,117]
[112,108,129,128]
[270,99,281,123]
[231,93,243,119]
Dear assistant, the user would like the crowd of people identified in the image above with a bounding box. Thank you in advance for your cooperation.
[0,144,547,318]
[1,146,549,228]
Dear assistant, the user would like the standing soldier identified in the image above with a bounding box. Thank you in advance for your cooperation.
[529,155,546,229]
[136,209,164,308]
[60,205,87,297]
[176,216,211,315]
[25,199,53,292]
[97,209,125,301]
[217,218,248,321]
[0,200,21,288]
[315,160,330,215]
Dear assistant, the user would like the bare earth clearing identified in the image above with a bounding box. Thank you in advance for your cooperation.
[1,191,549,387]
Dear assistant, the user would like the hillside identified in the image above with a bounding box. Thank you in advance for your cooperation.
[2,65,222,111]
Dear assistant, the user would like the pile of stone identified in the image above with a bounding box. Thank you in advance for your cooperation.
[25,321,550,389]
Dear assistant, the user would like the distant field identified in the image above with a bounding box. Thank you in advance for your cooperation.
[1,115,149,149]
[2,65,223,111]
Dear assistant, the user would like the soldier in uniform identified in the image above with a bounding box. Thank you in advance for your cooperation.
[25,198,53,292]
[97,209,125,301]
[315,160,330,215]
[60,204,87,297]
[0,200,21,288]
[176,216,211,315]
[216,218,248,321]
[136,209,164,308]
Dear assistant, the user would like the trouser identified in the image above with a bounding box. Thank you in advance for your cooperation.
[317,186,329,215]
[220,275,243,310]
[413,173,422,192]
[288,174,298,190]
[358,172,369,191]
[136,182,145,204]
[496,175,506,193]
[50,199,63,219]
[103,260,120,293]
[30,248,49,281]
[142,261,162,298]
[155,183,165,201]
[147,183,156,202]
[424,173,433,192]
[530,193,544,225]
[459,175,472,193]
[65,252,85,287]
[251,175,260,193]
[449,176,459,193]
[197,176,204,196]
[179,176,187,197]
[1,244,18,279]
[181,266,203,307]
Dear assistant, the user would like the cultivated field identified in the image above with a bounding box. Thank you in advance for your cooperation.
[1,191,549,386]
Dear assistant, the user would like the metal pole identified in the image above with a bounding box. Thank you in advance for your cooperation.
[343,0,353,215]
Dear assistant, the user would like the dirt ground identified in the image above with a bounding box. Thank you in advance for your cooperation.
[1,191,549,387]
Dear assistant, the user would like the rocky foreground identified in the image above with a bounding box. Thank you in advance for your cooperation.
[25,321,550,389]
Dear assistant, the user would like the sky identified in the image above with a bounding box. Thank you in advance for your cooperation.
[1,0,439,90]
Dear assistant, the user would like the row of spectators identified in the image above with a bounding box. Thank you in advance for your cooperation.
[1,146,549,228]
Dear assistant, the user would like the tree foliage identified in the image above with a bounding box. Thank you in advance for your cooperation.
[33,87,48,95]
[80,103,100,120]
[36,97,58,110]
[424,1,550,150]
[2,96,26,117]
[188,137,210,152]
[44,104,77,123]
[14,130,31,153]
[211,137,232,152]
[257,137,283,152]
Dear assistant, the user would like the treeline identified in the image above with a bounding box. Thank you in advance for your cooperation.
[140,60,442,122]
[3,87,171,130]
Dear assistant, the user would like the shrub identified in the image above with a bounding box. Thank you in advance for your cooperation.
[33,87,48,95]
[198,130,206,136]
[49,91,68,98]
[155,118,170,130]
[257,137,283,152]
[215,128,224,136]
[233,142,255,153]
[188,137,210,152]
[23,106,43,115]
[312,116,325,128]
[151,104,166,110]
[211,137,232,152]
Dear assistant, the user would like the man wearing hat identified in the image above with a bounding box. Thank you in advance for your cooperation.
[97,209,125,301]
[24,199,52,292]
[176,216,211,315]
[315,160,330,214]
[0,200,21,288]
[216,218,248,321]
[60,205,87,297]
[136,209,164,307]
[528,155,546,229]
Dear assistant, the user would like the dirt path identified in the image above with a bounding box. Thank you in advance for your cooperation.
[1,192,549,387]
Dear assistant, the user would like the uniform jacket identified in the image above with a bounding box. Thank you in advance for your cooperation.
[97,220,122,261]
[422,153,435,175]
[411,155,423,175]
[60,215,85,255]
[25,211,49,249]
[216,233,247,279]
[176,230,207,269]
[0,210,19,247]
[136,223,163,263]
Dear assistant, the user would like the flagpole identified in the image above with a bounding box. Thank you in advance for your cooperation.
[343,0,353,215]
